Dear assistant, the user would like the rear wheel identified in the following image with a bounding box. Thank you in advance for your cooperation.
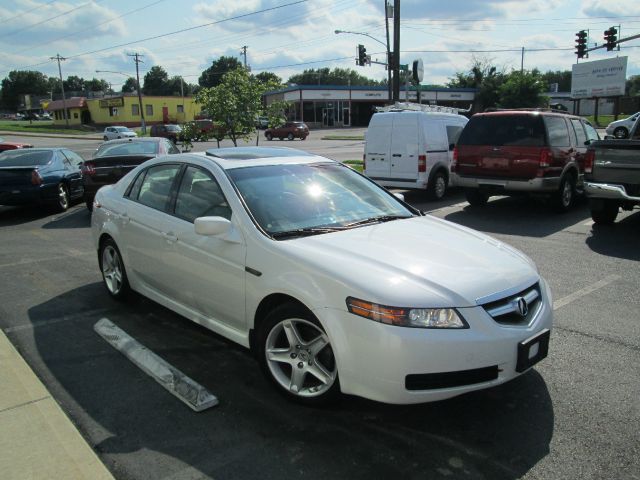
[427,170,447,200]
[465,188,489,206]
[99,239,131,300]
[257,303,340,405]
[56,183,69,212]
[552,174,575,213]
[590,199,619,225]
[266,133,273,141]
[287,133,294,141]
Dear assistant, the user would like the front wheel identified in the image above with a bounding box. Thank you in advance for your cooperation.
[465,188,489,206]
[287,133,294,141]
[427,170,447,200]
[257,304,340,405]
[590,199,619,225]
[99,239,131,300]
[266,133,273,141]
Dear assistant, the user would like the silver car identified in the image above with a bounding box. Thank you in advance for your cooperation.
[103,126,137,141]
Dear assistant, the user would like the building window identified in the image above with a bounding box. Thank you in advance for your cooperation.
[109,107,118,117]
[177,104,184,114]
[132,104,139,116]
[74,112,79,119]
[145,104,153,116]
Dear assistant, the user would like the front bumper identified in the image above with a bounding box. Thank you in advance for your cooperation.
[585,182,640,202]
[453,174,561,193]
[315,279,553,404]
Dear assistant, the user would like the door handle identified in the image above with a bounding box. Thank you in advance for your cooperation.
[119,213,130,224]
[392,154,401,157]
[162,232,178,244]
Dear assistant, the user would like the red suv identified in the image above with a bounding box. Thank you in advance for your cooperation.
[453,110,600,212]
[265,122,309,141]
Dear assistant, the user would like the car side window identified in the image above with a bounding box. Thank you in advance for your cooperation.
[167,141,180,154]
[583,122,599,142]
[174,166,231,223]
[126,170,147,200]
[545,117,570,147]
[570,119,588,146]
[63,150,83,167]
[137,164,181,212]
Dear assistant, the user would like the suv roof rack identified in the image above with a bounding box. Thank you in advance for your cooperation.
[483,107,571,115]
[375,102,470,114]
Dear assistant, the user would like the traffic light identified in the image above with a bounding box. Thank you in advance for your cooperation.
[604,27,618,51]
[575,30,587,58]
[357,44,367,66]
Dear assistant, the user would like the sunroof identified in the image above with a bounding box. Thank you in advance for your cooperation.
[205,147,315,160]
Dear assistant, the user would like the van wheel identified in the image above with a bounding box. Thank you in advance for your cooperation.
[552,174,575,213]
[465,188,488,207]
[590,199,619,225]
[427,171,447,200]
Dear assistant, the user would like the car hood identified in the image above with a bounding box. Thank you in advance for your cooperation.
[281,216,539,307]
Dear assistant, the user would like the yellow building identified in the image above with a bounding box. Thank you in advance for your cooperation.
[49,94,201,127]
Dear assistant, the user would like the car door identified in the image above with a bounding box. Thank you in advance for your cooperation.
[121,163,182,295]
[61,150,85,197]
[569,118,589,175]
[167,165,246,330]
[364,115,392,179]
[390,113,420,180]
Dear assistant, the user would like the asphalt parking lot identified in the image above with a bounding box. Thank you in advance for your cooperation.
[0,134,639,480]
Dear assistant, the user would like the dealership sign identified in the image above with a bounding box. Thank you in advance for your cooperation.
[571,57,627,99]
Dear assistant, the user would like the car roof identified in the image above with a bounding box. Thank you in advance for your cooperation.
[194,147,333,170]
[102,137,162,145]
[475,110,580,119]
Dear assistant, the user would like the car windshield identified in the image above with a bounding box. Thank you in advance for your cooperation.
[458,115,546,146]
[95,141,159,157]
[114,127,131,132]
[228,162,415,237]
[165,125,181,131]
[0,150,53,166]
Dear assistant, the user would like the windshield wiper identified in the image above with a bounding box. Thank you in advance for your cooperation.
[271,227,346,239]
[343,215,413,228]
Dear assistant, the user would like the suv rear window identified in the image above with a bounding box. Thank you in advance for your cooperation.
[458,115,546,147]
[544,116,570,147]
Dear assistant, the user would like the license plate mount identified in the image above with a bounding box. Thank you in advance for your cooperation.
[516,328,550,373]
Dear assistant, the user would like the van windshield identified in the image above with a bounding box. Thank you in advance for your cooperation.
[458,115,546,147]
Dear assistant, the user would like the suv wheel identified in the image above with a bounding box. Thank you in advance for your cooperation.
[552,174,575,213]
[287,133,294,141]
[427,170,447,200]
[266,133,273,141]
[590,199,619,225]
[613,127,628,139]
[465,188,489,207]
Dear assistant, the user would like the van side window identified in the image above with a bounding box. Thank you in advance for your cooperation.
[446,125,464,145]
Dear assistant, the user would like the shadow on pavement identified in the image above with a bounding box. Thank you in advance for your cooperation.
[41,206,90,229]
[0,205,53,226]
[444,196,590,238]
[586,211,640,261]
[24,284,555,480]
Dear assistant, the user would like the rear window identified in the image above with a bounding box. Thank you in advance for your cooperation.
[95,141,159,157]
[0,150,53,166]
[458,115,546,147]
[544,116,570,147]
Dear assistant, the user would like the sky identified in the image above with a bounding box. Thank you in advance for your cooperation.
[0,0,638,91]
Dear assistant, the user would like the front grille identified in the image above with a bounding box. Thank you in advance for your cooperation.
[405,366,499,391]
[481,283,541,326]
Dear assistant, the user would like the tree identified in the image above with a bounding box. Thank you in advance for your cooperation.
[498,71,547,108]
[85,78,110,92]
[63,75,85,92]
[122,77,138,93]
[626,75,640,96]
[540,70,572,92]
[447,59,505,111]
[255,71,281,85]
[1,70,50,110]
[287,67,382,86]
[199,56,242,88]
[143,66,169,95]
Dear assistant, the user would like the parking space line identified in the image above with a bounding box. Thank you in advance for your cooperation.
[553,274,620,311]
[94,318,218,412]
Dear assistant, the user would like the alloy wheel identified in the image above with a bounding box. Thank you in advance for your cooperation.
[58,184,69,211]
[101,245,124,295]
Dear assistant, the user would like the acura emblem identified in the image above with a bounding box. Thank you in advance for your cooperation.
[516,297,528,317]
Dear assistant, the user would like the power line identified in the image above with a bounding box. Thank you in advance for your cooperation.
[0,0,57,24]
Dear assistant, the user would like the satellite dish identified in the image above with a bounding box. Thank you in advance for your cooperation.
[412,59,424,83]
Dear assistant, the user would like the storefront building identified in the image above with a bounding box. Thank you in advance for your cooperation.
[264,85,477,127]
[48,94,201,127]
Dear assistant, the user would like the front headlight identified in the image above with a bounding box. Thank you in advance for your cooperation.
[346,297,468,329]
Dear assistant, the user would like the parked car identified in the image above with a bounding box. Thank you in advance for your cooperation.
[39,112,52,121]
[585,115,640,224]
[0,138,33,152]
[91,146,552,405]
[265,122,309,141]
[15,113,25,120]
[364,107,468,200]
[185,119,226,141]
[256,116,269,129]
[0,147,84,211]
[605,112,640,139]
[150,124,182,143]
[83,137,179,211]
[23,112,40,121]
[453,110,600,212]
[103,126,137,141]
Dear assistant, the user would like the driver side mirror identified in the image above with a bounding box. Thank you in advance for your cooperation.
[194,216,231,236]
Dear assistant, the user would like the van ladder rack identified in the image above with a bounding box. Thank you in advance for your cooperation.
[375,102,469,114]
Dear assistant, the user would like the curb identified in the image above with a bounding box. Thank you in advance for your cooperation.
[0,131,101,141]
[0,330,114,480]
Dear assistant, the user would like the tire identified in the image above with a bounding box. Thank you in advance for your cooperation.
[287,133,294,141]
[279,137,284,141]
[99,238,131,301]
[301,136,307,141]
[266,133,273,141]
[552,174,575,213]
[465,188,489,207]
[55,183,69,212]
[103,136,108,141]
[427,170,447,200]
[257,303,340,405]
[590,199,619,225]
[613,127,628,139]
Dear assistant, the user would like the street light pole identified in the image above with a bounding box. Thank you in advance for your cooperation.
[392,0,400,102]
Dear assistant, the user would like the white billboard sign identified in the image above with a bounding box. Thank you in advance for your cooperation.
[571,57,627,99]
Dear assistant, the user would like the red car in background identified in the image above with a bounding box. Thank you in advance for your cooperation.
[0,138,33,152]
[265,122,309,141]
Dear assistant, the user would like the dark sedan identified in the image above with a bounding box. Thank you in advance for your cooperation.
[0,148,84,212]
[82,137,180,211]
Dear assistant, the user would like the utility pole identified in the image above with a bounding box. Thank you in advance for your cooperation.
[50,54,69,127]
[385,1,392,103]
[128,52,146,133]
[392,0,400,102]
[521,47,525,73]
[240,46,248,69]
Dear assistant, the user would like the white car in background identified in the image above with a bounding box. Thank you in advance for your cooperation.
[103,126,137,141]
[91,147,553,405]
[605,112,640,139]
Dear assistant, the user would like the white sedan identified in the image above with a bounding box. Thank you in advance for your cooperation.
[91,147,553,405]
[605,112,640,139]
[103,126,137,141]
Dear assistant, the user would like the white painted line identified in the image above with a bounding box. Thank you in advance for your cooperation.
[94,318,218,412]
[553,274,620,311]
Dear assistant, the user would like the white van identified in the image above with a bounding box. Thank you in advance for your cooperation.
[364,108,468,199]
